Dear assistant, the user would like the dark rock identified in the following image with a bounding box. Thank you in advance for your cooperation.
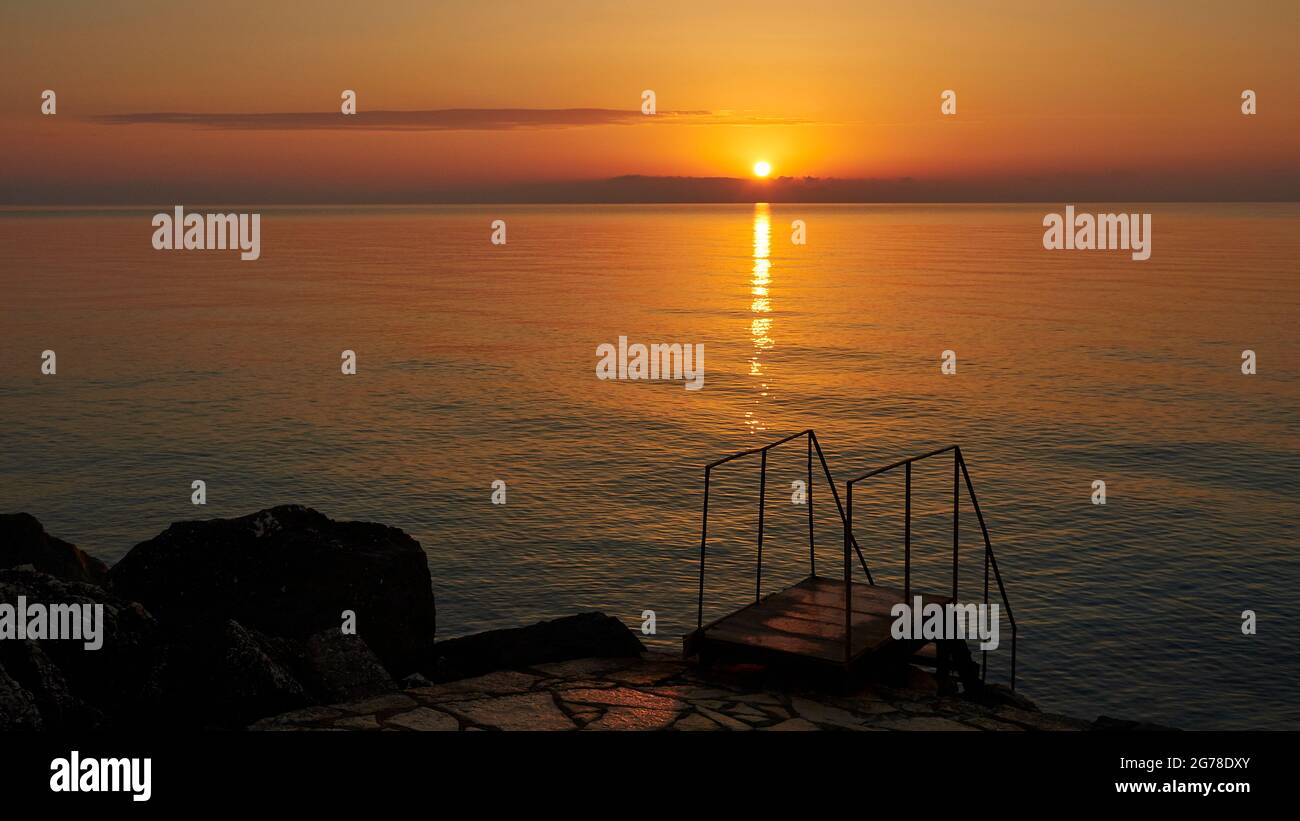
[969,682,1039,711]
[0,640,103,729]
[1092,715,1181,732]
[213,621,309,724]
[0,662,43,730]
[400,672,432,689]
[429,611,644,681]
[0,513,108,585]
[135,620,309,729]
[109,505,436,676]
[0,569,159,729]
[298,630,395,703]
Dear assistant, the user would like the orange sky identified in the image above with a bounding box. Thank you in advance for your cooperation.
[3,0,1298,202]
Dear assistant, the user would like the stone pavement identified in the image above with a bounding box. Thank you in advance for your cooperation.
[250,652,1090,731]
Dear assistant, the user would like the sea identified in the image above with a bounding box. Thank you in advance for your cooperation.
[2,202,1297,729]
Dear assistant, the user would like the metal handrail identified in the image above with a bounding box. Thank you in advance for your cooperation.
[844,445,1017,690]
[696,429,872,633]
[958,449,1017,691]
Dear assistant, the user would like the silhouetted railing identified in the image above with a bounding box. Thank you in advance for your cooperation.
[696,429,871,632]
[693,432,1015,691]
[845,445,1016,690]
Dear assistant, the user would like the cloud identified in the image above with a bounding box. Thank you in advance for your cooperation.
[91,108,807,131]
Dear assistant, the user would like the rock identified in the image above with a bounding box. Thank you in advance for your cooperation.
[876,715,978,731]
[971,682,1039,711]
[0,569,159,729]
[213,621,309,724]
[136,619,308,729]
[298,630,395,703]
[0,513,108,585]
[400,672,432,689]
[1092,715,1180,732]
[0,662,43,730]
[429,612,643,680]
[248,706,345,729]
[336,693,416,715]
[0,639,103,729]
[902,665,939,693]
[108,505,435,675]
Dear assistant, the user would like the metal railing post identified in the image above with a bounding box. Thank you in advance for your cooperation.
[807,432,815,576]
[756,448,767,602]
[983,546,990,683]
[698,466,710,631]
[953,449,959,601]
[813,434,873,584]
[844,483,853,664]
[904,461,911,603]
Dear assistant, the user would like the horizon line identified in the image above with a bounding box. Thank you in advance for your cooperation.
[4,199,1298,211]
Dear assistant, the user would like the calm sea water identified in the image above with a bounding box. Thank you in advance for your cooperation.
[2,203,1297,729]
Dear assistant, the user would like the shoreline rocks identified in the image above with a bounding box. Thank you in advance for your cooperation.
[1,513,109,586]
[0,507,1171,731]
[429,612,645,681]
[2,506,439,729]
[109,505,435,676]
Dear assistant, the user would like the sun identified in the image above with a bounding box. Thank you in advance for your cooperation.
[752,161,771,178]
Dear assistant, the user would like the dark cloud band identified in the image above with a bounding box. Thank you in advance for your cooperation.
[91,108,799,131]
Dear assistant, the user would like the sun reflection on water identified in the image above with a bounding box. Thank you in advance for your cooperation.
[746,203,774,434]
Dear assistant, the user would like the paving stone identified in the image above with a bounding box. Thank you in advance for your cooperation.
[411,671,540,700]
[605,661,687,685]
[583,707,679,730]
[444,692,575,731]
[963,716,1025,731]
[553,679,618,690]
[250,706,345,728]
[385,707,460,731]
[875,715,978,731]
[252,651,1081,733]
[696,706,752,731]
[560,687,683,711]
[992,706,1085,731]
[728,692,783,706]
[336,693,417,715]
[646,685,736,701]
[673,712,722,731]
[764,718,819,731]
[791,696,871,729]
[530,657,637,678]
